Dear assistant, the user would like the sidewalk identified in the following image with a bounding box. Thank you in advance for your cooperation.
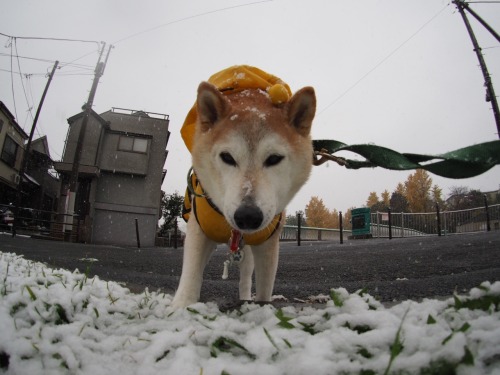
[1,231,499,307]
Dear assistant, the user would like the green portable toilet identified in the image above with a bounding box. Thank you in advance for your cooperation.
[350,207,372,239]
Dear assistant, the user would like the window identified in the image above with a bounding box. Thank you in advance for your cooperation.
[0,119,4,133]
[1,135,18,167]
[133,138,148,153]
[118,136,148,153]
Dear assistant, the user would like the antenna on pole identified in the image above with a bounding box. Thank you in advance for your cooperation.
[453,0,500,138]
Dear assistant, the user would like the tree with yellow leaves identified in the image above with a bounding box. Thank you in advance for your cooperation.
[366,192,379,207]
[305,196,331,228]
[342,208,354,230]
[432,185,445,208]
[329,208,340,229]
[381,190,390,206]
[404,169,433,212]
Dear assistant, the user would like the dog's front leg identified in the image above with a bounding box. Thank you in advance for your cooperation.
[250,231,280,302]
[172,218,216,308]
[239,245,254,301]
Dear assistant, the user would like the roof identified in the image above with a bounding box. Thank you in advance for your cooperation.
[67,109,110,128]
[0,101,28,139]
[31,136,52,160]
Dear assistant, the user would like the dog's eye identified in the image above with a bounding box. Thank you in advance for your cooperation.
[220,152,237,166]
[264,154,284,167]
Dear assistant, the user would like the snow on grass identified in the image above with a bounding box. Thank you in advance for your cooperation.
[1,252,499,375]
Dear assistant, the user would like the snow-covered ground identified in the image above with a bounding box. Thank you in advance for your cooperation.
[1,252,499,375]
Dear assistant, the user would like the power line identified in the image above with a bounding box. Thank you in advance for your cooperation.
[52,2,273,70]
[0,68,92,77]
[0,32,99,126]
[111,0,273,45]
[57,44,104,70]
[0,32,100,45]
[0,52,94,69]
[23,72,62,159]
[0,32,103,71]
[9,40,18,122]
[26,74,35,106]
[14,39,35,130]
[318,3,450,116]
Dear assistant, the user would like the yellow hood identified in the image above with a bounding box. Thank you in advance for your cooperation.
[180,65,292,152]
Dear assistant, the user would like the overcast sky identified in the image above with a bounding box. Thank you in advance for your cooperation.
[1,0,499,215]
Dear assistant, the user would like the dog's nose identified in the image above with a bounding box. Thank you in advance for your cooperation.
[234,205,263,230]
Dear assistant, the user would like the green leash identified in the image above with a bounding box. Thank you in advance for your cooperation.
[312,139,500,179]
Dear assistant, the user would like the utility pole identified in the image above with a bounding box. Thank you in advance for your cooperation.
[12,60,59,237]
[453,0,500,138]
[63,43,112,237]
[459,1,500,44]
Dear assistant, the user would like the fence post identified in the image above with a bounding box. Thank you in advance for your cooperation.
[297,212,302,246]
[443,210,447,236]
[174,217,178,249]
[376,212,380,238]
[76,217,81,242]
[401,212,405,238]
[484,195,491,232]
[388,208,392,240]
[436,203,442,236]
[135,218,141,248]
[339,211,343,244]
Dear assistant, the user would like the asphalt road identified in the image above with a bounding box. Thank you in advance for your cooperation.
[1,231,499,308]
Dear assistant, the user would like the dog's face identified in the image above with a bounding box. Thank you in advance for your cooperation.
[191,82,316,234]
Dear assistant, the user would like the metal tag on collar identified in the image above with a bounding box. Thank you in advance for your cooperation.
[222,229,245,280]
[222,250,245,279]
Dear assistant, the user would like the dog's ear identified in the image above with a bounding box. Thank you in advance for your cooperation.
[287,87,316,136]
[197,81,228,129]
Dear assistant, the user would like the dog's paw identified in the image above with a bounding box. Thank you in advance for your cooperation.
[170,295,197,310]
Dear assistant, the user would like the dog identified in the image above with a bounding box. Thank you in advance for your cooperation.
[172,66,316,308]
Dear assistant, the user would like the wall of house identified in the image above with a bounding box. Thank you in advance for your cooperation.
[63,115,105,167]
[92,202,158,246]
[98,133,151,176]
[0,105,27,201]
[98,111,168,205]
[89,111,169,246]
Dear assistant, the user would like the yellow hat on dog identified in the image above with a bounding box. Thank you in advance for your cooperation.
[181,65,292,152]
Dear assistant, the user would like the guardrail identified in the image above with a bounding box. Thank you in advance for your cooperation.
[280,225,352,244]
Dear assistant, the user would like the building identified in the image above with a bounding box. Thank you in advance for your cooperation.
[54,107,170,247]
[0,101,28,204]
[446,188,500,210]
[484,188,500,205]
[24,136,60,213]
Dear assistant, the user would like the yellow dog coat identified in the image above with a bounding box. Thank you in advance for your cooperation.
[182,172,282,244]
[181,65,290,244]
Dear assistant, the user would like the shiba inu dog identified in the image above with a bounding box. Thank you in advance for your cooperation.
[172,66,316,308]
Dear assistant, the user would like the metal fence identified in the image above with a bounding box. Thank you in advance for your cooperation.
[3,202,498,245]
[0,203,82,241]
[371,203,500,238]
